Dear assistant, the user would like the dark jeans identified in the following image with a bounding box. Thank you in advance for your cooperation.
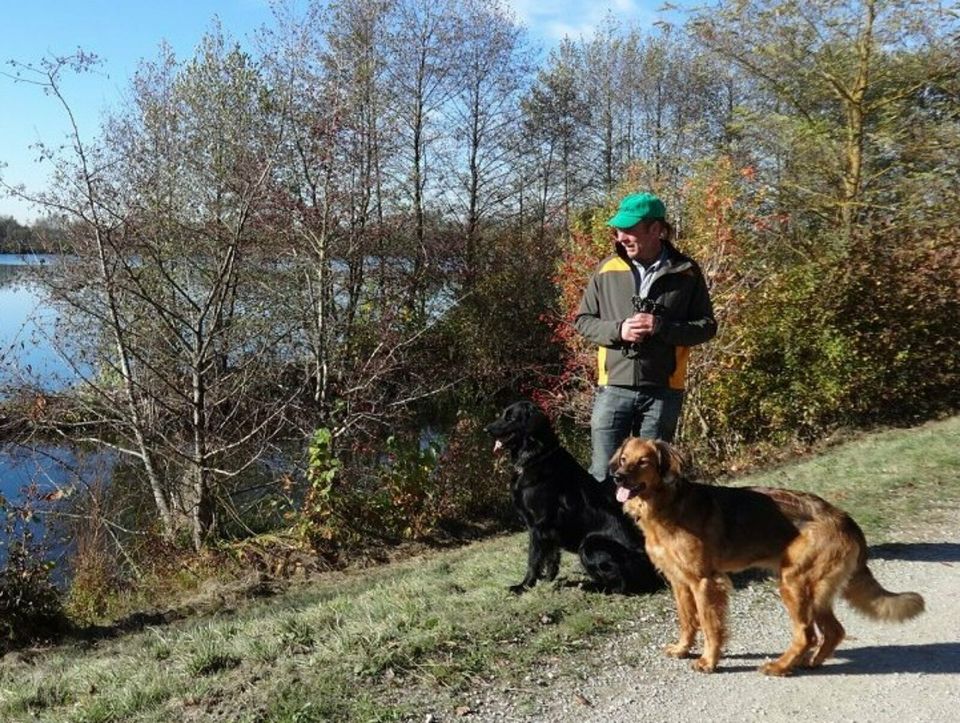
[589,384,684,482]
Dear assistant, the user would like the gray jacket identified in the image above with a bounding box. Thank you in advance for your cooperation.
[574,241,717,389]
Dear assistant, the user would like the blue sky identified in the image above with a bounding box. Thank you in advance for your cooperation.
[0,0,680,223]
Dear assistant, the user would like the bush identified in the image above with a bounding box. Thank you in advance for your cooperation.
[298,408,516,557]
[0,539,67,652]
[833,226,960,421]
[544,157,960,470]
[299,425,450,555]
[696,262,860,444]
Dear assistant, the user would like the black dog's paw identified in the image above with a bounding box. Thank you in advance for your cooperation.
[573,579,614,594]
[508,581,533,595]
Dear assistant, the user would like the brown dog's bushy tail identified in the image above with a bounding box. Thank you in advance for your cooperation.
[843,564,925,622]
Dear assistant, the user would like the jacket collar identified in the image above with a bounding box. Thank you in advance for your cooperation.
[616,239,692,275]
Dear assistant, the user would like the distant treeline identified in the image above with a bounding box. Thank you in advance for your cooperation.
[0,215,65,254]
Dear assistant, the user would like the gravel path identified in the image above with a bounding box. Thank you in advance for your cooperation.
[473,520,960,723]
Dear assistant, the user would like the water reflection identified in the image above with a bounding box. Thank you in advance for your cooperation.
[0,254,90,571]
[0,254,78,388]
[0,443,115,575]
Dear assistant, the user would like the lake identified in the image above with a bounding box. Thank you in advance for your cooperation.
[0,254,80,388]
[0,254,101,570]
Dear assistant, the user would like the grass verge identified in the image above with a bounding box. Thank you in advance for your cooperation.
[0,416,957,722]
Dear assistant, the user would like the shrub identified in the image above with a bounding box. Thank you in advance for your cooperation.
[299,426,449,553]
[0,538,67,652]
[543,156,960,470]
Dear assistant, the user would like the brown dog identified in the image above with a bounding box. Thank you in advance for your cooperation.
[610,437,925,676]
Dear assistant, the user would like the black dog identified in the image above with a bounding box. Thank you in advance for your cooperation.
[485,400,662,594]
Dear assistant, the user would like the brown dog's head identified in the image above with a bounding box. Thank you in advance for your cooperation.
[609,437,686,504]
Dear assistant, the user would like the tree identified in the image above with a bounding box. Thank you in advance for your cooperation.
[691,0,960,241]
[520,39,591,240]
[382,0,460,314]
[11,33,298,550]
[0,216,35,253]
[443,0,531,279]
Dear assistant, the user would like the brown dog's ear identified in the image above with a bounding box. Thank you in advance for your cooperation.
[654,440,685,482]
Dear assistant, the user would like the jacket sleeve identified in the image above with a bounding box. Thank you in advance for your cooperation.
[574,271,623,346]
[657,266,718,347]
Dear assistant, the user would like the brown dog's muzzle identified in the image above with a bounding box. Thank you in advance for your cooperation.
[615,477,643,503]
[610,437,665,503]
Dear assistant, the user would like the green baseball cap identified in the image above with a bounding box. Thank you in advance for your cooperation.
[607,192,667,229]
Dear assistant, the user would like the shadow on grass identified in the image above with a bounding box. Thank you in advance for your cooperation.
[74,608,185,645]
[69,577,278,646]
[868,542,960,563]
[555,576,668,595]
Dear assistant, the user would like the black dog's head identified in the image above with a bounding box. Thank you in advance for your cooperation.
[485,400,558,462]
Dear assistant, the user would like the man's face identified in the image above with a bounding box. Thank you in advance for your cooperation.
[614,221,663,264]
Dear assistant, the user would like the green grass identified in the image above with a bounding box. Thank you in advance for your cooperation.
[733,415,960,532]
[0,416,958,722]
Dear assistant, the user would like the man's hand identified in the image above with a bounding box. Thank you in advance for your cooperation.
[620,312,659,343]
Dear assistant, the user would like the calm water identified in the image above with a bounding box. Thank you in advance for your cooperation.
[0,254,102,567]
[0,254,78,387]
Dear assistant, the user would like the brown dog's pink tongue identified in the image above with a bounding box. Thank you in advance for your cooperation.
[616,486,631,503]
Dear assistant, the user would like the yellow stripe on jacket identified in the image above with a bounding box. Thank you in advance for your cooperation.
[596,257,628,385]
[669,346,690,390]
[599,257,631,274]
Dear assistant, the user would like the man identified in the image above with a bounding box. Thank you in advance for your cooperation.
[575,192,717,483]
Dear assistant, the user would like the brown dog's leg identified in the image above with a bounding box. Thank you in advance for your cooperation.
[761,564,816,676]
[664,581,699,658]
[690,575,729,673]
[806,608,845,668]
[803,551,853,667]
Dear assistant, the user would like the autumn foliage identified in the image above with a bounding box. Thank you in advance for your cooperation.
[540,152,960,471]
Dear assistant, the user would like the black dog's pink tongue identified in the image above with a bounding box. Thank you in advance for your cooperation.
[493,440,504,455]
[616,486,632,503]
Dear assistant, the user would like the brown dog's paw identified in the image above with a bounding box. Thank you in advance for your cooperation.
[759,661,793,677]
[663,643,692,658]
[691,657,717,673]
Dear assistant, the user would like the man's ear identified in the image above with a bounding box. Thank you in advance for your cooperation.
[654,440,684,482]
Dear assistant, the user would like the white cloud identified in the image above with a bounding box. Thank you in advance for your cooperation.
[503,0,665,43]
[543,20,592,42]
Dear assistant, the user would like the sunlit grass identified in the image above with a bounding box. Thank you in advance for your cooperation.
[736,416,960,533]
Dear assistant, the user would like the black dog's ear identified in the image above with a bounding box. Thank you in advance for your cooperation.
[514,401,558,459]
[506,400,530,420]
[654,440,685,483]
[523,403,556,438]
